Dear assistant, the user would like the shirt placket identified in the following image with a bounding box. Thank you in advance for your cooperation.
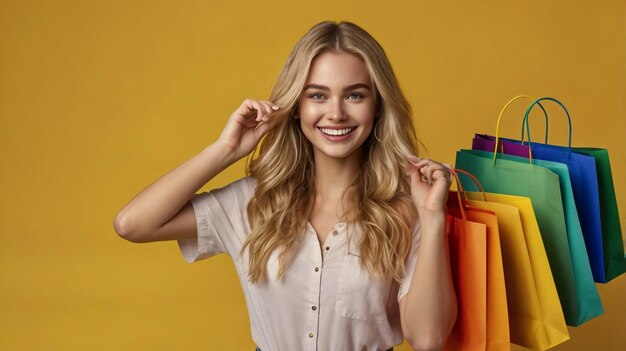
[304,223,345,351]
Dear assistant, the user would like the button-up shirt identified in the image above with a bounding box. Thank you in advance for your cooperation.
[178,177,421,351]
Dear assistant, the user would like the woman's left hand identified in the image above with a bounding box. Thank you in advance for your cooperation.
[405,155,453,216]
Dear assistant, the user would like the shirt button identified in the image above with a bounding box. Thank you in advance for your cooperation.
[332,230,338,236]
[325,246,330,251]
[312,306,317,311]
[314,267,319,272]
[308,332,314,338]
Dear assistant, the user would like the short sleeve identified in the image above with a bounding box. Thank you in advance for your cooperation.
[177,177,256,262]
[397,220,422,301]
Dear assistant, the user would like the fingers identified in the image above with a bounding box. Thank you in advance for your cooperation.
[240,99,280,123]
[406,155,452,185]
[433,163,453,181]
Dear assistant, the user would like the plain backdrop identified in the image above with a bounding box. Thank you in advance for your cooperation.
[1,0,624,350]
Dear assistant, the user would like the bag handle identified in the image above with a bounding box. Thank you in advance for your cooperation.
[454,169,487,202]
[492,95,548,165]
[450,169,468,220]
[450,169,489,219]
[521,97,573,160]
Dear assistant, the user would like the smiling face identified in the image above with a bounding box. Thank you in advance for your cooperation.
[297,51,377,164]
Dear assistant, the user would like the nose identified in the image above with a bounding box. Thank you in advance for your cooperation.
[326,98,347,121]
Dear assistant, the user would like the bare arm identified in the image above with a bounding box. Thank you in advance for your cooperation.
[399,214,456,351]
[113,99,280,243]
[113,143,238,242]
[400,156,457,351]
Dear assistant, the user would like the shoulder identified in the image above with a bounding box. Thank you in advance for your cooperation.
[230,176,257,194]
[193,176,257,207]
[218,176,257,205]
[217,176,257,195]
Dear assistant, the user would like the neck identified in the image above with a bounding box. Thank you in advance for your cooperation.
[312,151,362,201]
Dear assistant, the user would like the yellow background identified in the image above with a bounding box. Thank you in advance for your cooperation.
[1,0,624,350]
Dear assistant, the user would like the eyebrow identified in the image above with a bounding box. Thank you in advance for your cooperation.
[303,83,371,92]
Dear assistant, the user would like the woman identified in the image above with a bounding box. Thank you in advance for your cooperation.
[114,21,457,351]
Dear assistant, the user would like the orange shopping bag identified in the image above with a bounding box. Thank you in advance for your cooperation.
[443,207,487,351]
[444,170,510,351]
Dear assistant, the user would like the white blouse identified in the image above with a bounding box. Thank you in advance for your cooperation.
[178,177,421,351]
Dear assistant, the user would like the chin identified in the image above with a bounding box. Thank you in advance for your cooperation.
[317,147,361,161]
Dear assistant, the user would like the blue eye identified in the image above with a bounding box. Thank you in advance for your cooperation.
[309,93,325,100]
[347,93,363,100]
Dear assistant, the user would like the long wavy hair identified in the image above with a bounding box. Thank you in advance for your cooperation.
[241,21,420,284]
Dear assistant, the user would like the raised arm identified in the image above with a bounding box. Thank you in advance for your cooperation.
[113,99,280,243]
[400,156,457,351]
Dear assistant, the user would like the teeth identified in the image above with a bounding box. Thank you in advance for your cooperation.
[319,127,355,136]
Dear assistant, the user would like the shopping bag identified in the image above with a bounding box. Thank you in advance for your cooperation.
[456,170,569,350]
[472,96,607,283]
[572,147,626,282]
[443,203,488,351]
[447,171,510,351]
[505,99,624,282]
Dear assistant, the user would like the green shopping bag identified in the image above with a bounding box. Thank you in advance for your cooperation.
[572,148,626,282]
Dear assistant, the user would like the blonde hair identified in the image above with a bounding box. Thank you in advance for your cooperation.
[242,21,419,283]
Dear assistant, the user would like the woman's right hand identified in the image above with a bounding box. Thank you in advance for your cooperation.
[216,99,280,161]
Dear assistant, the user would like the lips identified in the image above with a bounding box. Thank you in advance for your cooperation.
[317,127,356,136]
